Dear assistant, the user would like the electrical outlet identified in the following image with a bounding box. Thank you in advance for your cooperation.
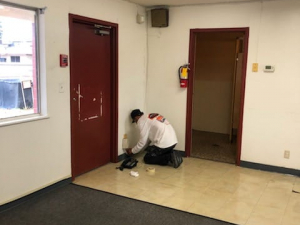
[284,150,290,159]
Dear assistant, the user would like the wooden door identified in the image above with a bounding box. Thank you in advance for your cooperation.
[69,15,117,177]
[229,38,243,142]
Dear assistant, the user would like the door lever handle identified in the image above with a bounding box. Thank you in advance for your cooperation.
[73,98,77,101]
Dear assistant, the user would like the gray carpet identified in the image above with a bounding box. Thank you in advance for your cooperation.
[192,130,236,164]
[0,184,235,225]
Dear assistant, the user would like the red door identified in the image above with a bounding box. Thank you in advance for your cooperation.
[69,16,115,177]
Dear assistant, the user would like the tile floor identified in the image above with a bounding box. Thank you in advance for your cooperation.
[191,130,236,164]
[73,154,300,225]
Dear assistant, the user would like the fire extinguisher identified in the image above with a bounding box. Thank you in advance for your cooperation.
[178,64,189,88]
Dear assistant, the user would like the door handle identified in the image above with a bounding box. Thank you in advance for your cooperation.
[74,84,81,120]
[100,91,103,117]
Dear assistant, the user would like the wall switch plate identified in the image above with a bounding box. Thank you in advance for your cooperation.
[252,63,258,72]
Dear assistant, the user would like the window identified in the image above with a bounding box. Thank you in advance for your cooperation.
[10,56,20,63]
[0,2,40,120]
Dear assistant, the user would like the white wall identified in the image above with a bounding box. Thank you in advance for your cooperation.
[146,0,300,170]
[0,0,147,205]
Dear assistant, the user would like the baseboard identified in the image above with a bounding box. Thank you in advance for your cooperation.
[175,149,186,157]
[0,178,72,213]
[118,153,129,162]
[240,161,300,176]
[117,149,186,162]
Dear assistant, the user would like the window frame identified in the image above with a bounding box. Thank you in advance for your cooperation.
[0,1,48,126]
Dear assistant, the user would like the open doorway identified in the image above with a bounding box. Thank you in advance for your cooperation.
[185,28,249,165]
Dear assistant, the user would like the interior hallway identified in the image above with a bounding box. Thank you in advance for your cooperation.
[74,155,300,225]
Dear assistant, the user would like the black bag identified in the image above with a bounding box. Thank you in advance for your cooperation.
[116,157,138,171]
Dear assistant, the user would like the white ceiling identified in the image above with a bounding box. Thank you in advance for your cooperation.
[124,0,269,7]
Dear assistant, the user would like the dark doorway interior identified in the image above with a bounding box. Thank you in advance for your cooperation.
[186,29,249,165]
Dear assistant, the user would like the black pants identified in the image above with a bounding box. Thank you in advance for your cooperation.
[143,144,176,166]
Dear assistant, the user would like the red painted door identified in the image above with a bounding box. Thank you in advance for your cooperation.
[70,18,112,177]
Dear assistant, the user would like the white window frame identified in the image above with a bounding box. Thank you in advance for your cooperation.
[0,1,48,127]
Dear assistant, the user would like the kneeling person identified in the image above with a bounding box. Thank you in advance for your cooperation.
[125,109,182,168]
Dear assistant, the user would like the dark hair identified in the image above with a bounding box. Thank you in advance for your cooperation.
[130,109,144,123]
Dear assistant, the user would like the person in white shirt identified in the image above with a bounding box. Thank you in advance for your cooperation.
[125,109,182,168]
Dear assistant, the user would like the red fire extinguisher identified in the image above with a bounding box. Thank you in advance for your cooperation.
[178,64,189,88]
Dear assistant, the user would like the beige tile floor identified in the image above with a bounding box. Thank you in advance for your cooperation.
[73,154,300,225]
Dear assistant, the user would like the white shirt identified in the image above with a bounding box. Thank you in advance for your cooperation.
[132,113,178,154]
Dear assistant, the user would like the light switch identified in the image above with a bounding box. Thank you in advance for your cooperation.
[252,63,258,72]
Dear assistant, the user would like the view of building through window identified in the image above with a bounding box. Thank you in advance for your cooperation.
[0,4,38,119]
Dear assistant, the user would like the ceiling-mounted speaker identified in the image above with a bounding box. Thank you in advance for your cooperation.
[151,8,169,27]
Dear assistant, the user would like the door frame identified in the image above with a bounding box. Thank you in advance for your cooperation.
[69,14,119,179]
[185,27,249,165]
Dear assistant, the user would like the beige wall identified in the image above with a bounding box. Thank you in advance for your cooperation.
[0,0,147,205]
[146,0,300,170]
[192,33,238,134]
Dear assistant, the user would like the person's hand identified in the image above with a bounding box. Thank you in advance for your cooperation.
[125,148,133,155]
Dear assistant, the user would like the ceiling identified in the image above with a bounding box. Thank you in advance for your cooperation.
[124,0,269,7]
